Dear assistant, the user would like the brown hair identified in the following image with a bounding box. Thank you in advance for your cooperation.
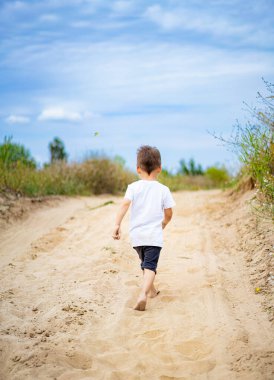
[137,145,161,174]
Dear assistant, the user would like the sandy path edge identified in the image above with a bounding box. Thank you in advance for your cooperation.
[0,190,273,380]
[0,196,115,268]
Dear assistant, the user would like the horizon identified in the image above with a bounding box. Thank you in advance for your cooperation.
[0,0,274,172]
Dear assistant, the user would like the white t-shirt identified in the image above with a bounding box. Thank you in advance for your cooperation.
[124,180,175,247]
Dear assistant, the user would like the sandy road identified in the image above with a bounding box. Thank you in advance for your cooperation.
[0,190,273,380]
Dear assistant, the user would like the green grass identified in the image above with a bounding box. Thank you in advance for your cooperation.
[211,79,274,218]
[158,168,230,192]
[0,137,231,197]
[0,160,229,197]
[0,159,136,197]
[88,201,115,210]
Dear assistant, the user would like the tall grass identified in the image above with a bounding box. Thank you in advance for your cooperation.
[241,82,273,214]
[73,158,137,195]
[159,167,230,191]
[0,137,231,197]
[0,159,136,197]
[0,160,230,197]
[212,79,274,217]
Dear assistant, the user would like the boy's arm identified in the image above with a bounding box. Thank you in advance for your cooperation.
[162,208,173,229]
[112,199,131,240]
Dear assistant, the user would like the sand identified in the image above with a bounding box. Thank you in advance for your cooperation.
[0,190,273,380]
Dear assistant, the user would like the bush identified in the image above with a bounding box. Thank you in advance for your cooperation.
[205,166,230,187]
[236,81,273,206]
[0,157,136,197]
[74,158,136,195]
[159,162,229,191]
[212,79,274,215]
[0,136,36,169]
[158,171,214,191]
[0,136,231,197]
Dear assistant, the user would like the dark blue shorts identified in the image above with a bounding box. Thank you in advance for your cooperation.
[133,246,162,273]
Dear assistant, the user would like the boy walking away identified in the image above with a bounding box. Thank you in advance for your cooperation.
[112,145,175,311]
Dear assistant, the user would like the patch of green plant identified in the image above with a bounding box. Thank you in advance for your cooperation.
[159,162,230,191]
[204,166,230,187]
[178,158,204,175]
[211,78,274,217]
[0,155,136,197]
[0,136,36,169]
[49,137,68,163]
[88,201,115,210]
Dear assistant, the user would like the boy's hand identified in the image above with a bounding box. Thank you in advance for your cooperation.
[112,199,130,240]
[162,221,167,229]
[112,225,121,240]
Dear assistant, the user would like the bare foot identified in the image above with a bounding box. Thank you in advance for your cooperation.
[149,289,160,298]
[134,295,147,311]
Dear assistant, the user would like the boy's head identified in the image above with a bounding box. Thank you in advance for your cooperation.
[137,145,161,175]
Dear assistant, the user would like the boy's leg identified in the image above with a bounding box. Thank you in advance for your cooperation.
[134,268,155,311]
[149,283,159,298]
[134,246,161,311]
[141,269,159,298]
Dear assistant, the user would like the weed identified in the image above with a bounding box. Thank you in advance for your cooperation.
[211,79,274,217]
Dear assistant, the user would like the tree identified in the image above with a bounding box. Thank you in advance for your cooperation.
[0,136,36,169]
[49,137,68,164]
[178,158,204,175]
[179,159,189,175]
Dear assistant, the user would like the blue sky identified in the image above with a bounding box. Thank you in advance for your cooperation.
[0,0,274,171]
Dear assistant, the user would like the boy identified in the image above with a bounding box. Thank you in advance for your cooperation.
[112,145,175,311]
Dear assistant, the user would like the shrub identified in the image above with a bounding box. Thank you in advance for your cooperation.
[159,162,229,191]
[158,171,214,191]
[0,136,36,169]
[235,81,273,206]
[205,166,230,187]
[74,158,136,195]
[212,79,274,216]
[0,155,136,197]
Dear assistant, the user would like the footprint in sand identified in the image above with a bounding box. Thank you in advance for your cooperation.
[56,227,68,232]
[30,227,67,253]
[175,339,212,360]
[64,351,93,370]
[142,329,165,339]
[187,267,201,274]
[160,295,176,303]
[159,355,215,377]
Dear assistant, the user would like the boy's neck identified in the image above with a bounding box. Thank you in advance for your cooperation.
[139,170,159,181]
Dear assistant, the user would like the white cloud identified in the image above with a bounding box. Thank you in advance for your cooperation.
[38,107,82,122]
[70,20,92,28]
[3,38,273,119]
[39,13,60,22]
[144,4,252,39]
[112,1,135,13]
[144,5,181,30]
[5,114,30,124]
[3,1,27,12]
